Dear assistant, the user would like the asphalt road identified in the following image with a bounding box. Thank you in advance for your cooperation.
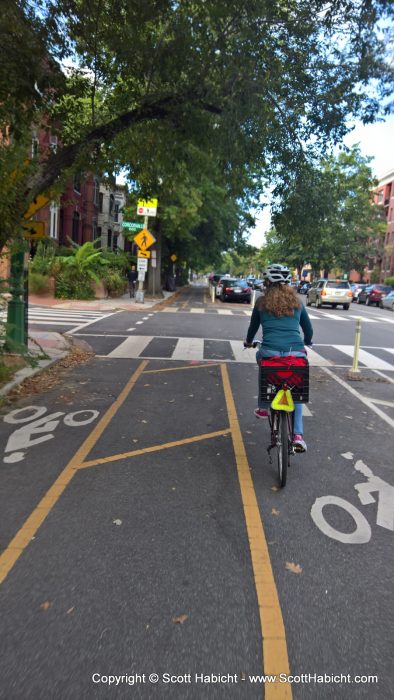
[0,284,393,699]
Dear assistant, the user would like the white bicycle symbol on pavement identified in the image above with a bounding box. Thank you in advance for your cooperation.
[2,405,100,464]
[311,457,394,543]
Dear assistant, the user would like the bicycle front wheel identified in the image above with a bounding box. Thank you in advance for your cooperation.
[277,411,288,487]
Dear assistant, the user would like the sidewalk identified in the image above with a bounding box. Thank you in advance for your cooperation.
[27,289,178,311]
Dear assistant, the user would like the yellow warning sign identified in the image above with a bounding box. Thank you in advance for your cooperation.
[137,249,151,259]
[271,389,294,412]
[21,221,46,240]
[24,195,50,219]
[133,228,156,251]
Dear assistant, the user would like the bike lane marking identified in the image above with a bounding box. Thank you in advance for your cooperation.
[321,367,394,430]
[220,364,292,699]
[0,360,149,585]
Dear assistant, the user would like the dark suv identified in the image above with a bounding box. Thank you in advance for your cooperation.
[357,284,394,307]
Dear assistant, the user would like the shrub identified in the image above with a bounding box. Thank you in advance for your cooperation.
[104,269,127,297]
[102,249,130,274]
[29,272,51,295]
[31,241,56,275]
[55,268,95,300]
[383,276,394,287]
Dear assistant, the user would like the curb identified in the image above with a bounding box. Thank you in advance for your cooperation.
[0,351,69,397]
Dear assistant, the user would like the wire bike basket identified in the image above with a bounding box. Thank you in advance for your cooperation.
[259,356,309,404]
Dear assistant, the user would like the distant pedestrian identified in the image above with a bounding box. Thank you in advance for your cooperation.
[127,265,138,298]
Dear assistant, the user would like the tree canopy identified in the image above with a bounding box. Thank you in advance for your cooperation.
[1,0,393,259]
[269,146,387,277]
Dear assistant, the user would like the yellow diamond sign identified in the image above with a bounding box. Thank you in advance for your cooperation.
[134,229,156,251]
[24,194,50,219]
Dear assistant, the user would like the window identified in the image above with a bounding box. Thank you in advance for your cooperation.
[97,226,102,241]
[113,234,118,251]
[107,229,112,249]
[74,173,81,193]
[377,190,384,204]
[49,203,58,240]
[93,179,100,207]
[92,220,97,240]
[72,212,80,242]
[49,135,58,153]
[31,137,39,159]
[109,194,115,217]
[114,203,119,222]
[99,192,103,213]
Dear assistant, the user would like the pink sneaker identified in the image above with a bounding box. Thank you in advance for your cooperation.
[293,434,307,452]
[254,408,269,419]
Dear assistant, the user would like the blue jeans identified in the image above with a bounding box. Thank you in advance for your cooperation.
[257,348,307,435]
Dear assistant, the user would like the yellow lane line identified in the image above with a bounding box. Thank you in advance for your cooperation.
[0,361,148,585]
[220,364,292,699]
[79,429,231,469]
[142,363,220,374]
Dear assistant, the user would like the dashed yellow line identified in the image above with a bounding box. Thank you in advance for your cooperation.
[220,364,292,699]
[0,361,148,585]
[79,429,230,469]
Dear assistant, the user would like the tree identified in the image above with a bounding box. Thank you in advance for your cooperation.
[271,147,387,278]
[1,0,393,259]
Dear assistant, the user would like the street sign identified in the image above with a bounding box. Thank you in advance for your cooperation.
[21,221,46,240]
[134,229,156,251]
[170,254,177,262]
[137,198,158,217]
[122,221,144,231]
[137,249,151,259]
[24,195,50,220]
[137,258,148,272]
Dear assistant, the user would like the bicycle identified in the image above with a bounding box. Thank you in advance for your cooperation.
[250,340,310,487]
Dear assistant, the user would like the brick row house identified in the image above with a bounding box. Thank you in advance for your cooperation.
[31,128,127,250]
[373,168,394,280]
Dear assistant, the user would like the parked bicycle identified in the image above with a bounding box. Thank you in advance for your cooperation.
[252,340,310,487]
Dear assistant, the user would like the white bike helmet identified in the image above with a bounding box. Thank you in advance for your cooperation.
[263,264,292,284]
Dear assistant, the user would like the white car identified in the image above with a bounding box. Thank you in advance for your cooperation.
[380,290,394,311]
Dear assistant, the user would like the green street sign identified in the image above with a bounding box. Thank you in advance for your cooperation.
[122,221,144,231]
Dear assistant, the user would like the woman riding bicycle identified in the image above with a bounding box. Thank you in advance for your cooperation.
[244,264,313,453]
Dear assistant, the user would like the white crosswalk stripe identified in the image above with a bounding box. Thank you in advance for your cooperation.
[22,306,117,330]
[101,335,394,370]
[160,306,394,325]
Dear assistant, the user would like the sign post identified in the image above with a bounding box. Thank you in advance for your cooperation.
[135,199,158,303]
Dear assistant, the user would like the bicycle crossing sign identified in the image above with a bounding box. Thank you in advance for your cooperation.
[134,229,156,251]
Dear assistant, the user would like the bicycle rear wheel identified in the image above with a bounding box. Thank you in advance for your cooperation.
[277,411,288,487]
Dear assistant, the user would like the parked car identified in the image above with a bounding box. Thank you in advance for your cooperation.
[380,290,394,311]
[351,283,368,302]
[252,279,263,289]
[210,273,227,288]
[220,278,251,303]
[215,275,231,297]
[307,279,353,309]
[357,284,394,306]
[298,282,311,294]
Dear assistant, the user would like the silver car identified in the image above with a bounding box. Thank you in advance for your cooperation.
[307,279,353,310]
[380,290,394,311]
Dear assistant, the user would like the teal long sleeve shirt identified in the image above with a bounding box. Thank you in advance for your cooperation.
[246,304,313,352]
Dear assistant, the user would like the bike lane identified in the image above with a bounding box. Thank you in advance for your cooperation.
[0,357,268,699]
[228,362,393,699]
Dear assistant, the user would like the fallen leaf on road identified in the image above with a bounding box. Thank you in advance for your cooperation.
[271,486,279,492]
[66,607,74,615]
[271,508,280,516]
[173,614,188,624]
[132,439,138,443]
[141,419,148,423]
[40,601,52,611]
[168,399,175,403]
[285,562,302,574]
[113,519,122,526]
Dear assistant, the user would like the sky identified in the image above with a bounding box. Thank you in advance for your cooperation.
[248,113,394,248]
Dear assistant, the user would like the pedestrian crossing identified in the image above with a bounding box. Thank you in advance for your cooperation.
[95,334,394,370]
[0,305,117,331]
[161,306,394,324]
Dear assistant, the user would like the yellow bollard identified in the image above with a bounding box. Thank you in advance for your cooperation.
[350,318,362,373]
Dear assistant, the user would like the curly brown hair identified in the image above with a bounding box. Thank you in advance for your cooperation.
[257,284,301,317]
